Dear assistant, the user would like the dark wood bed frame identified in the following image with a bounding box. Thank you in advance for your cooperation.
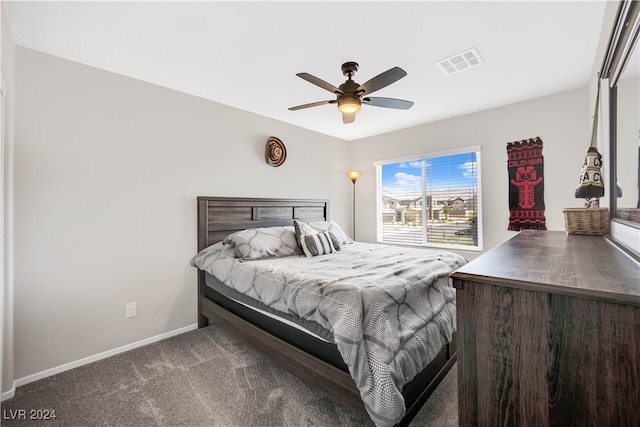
[196,196,457,426]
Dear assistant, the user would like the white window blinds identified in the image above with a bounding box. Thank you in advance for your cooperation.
[376,147,482,251]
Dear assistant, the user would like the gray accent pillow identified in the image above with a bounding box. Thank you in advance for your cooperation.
[328,232,342,251]
[307,220,353,244]
[300,230,337,257]
[293,220,317,248]
[227,226,301,260]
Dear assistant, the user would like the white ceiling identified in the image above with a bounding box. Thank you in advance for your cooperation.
[4,1,609,141]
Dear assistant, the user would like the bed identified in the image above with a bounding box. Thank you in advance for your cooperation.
[192,196,465,426]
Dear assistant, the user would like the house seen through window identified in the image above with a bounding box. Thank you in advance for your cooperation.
[375,147,482,251]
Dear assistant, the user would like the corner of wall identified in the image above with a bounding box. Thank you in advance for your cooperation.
[1,0,17,397]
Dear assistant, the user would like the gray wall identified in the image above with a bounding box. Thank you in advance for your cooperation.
[8,46,592,383]
[2,2,16,396]
[12,47,350,380]
[348,87,590,259]
[616,76,639,210]
[0,7,613,391]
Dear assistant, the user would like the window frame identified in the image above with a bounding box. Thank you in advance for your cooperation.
[375,145,483,252]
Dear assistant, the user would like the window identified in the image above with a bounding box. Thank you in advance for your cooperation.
[375,146,482,251]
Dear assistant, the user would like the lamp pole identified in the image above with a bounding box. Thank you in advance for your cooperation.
[346,171,362,240]
[352,180,356,239]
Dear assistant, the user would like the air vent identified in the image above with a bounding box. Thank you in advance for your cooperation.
[436,48,484,75]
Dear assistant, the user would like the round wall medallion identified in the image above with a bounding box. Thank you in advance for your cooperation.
[265,136,286,167]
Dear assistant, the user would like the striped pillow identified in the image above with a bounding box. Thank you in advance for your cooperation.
[294,220,317,248]
[300,231,337,257]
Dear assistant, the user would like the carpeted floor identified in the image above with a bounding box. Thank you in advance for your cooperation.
[1,323,458,426]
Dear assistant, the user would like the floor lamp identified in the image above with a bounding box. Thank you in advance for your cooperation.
[345,171,362,240]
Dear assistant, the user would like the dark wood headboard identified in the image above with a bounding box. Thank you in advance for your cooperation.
[197,197,330,251]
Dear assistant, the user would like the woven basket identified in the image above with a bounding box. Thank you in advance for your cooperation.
[616,208,640,223]
[563,207,609,235]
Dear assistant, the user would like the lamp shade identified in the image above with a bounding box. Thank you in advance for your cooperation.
[346,171,362,183]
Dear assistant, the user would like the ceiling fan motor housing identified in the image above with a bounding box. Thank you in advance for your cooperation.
[338,79,361,95]
[341,61,359,77]
[337,79,362,113]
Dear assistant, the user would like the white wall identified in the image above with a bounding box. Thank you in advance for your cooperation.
[616,76,639,211]
[3,7,614,388]
[593,0,640,256]
[12,47,350,380]
[348,87,590,259]
[1,2,16,397]
[7,45,594,383]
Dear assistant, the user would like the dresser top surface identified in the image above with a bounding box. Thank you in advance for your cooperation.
[451,230,640,304]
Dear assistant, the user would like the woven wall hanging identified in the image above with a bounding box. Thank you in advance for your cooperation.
[507,137,547,231]
[265,136,286,167]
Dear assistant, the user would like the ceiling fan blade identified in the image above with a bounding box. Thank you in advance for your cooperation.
[362,97,414,110]
[357,67,407,95]
[288,100,336,111]
[342,112,356,124]
[297,73,344,94]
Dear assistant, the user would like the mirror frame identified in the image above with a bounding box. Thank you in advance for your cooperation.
[601,0,640,259]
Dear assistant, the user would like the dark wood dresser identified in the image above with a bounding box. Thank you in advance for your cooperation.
[451,230,640,427]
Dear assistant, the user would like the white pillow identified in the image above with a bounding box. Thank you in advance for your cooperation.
[307,220,353,245]
[227,226,300,260]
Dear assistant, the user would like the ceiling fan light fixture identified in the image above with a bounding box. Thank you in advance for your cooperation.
[338,95,361,113]
[289,62,412,121]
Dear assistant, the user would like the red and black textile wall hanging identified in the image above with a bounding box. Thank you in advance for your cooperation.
[507,137,547,231]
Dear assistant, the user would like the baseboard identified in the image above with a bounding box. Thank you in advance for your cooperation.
[1,386,15,401]
[2,323,197,400]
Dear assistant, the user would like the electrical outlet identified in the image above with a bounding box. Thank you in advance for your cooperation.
[125,302,137,318]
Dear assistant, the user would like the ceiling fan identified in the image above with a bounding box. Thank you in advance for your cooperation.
[288,61,414,124]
